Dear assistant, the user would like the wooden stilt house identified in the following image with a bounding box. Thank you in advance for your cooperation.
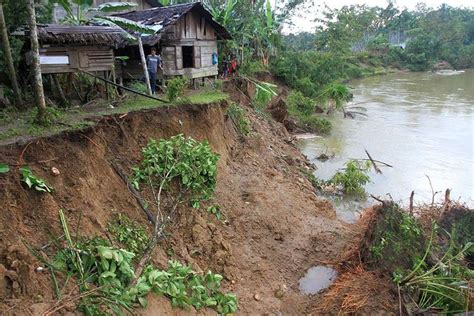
[114,2,231,81]
[15,24,127,75]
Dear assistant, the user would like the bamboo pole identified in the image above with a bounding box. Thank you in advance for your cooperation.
[0,3,22,106]
[79,70,168,103]
[137,36,152,96]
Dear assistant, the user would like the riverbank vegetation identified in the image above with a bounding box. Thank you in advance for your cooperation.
[363,201,473,313]
[272,3,474,133]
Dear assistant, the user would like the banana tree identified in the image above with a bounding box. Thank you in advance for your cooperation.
[54,1,157,95]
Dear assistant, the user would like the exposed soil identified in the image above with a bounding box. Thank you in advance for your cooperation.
[0,85,397,314]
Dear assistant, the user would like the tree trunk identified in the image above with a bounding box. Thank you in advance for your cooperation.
[26,0,46,123]
[138,36,152,95]
[0,3,23,106]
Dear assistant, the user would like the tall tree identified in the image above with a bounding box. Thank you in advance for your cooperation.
[26,0,47,123]
[0,2,23,106]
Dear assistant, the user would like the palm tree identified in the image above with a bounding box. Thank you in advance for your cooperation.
[0,2,23,106]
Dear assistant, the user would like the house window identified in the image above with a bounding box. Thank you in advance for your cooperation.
[40,55,69,65]
[182,46,194,68]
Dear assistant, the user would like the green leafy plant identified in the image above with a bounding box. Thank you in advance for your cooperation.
[391,222,473,313]
[166,77,188,102]
[20,167,53,192]
[286,90,332,134]
[30,210,237,315]
[287,90,316,116]
[207,204,222,220]
[369,203,424,266]
[316,83,352,111]
[132,135,219,280]
[329,160,370,195]
[107,214,149,255]
[226,103,250,137]
[0,163,9,174]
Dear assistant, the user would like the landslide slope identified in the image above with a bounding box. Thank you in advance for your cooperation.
[0,100,356,314]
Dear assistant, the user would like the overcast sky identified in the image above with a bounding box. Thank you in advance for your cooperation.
[285,0,474,33]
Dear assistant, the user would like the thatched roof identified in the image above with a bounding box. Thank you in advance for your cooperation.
[114,2,232,46]
[16,25,129,47]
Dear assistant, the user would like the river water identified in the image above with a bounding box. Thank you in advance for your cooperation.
[299,70,474,221]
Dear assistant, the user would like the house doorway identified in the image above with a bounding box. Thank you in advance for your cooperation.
[182,46,194,68]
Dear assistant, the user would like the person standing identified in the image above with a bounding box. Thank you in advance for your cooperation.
[146,48,162,94]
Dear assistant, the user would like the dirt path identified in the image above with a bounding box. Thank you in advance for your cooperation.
[0,100,359,315]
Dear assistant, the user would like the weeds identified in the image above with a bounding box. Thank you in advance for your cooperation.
[226,103,250,137]
[166,77,188,102]
[369,203,424,268]
[20,167,53,193]
[29,107,63,126]
[299,168,324,190]
[367,203,473,314]
[0,163,9,173]
[33,210,237,315]
[329,160,370,196]
[107,214,149,255]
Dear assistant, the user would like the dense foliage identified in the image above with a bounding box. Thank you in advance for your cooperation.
[132,135,219,208]
[368,204,473,313]
[39,210,237,315]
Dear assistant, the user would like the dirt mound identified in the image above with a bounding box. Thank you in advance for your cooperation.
[0,100,357,314]
[267,97,298,132]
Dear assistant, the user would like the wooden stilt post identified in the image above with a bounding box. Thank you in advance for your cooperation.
[53,74,67,107]
[104,71,109,100]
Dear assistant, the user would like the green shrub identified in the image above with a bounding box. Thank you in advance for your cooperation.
[107,214,149,255]
[329,160,370,195]
[298,115,332,134]
[226,103,250,137]
[166,77,188,102]
[132,134,219,209]
[316,83,352,110]
[20,167,53,193]
[240,60,266,76]
[287,90,315,116]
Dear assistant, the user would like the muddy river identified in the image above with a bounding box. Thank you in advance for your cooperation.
[299,70,474,221]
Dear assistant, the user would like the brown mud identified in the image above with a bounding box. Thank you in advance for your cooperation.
[0,85,398,314]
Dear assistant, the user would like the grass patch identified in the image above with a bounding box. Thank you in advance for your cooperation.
[0,89,228,144]
[226,103,250,137]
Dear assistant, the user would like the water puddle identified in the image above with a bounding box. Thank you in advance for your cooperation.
[298,266,338,294]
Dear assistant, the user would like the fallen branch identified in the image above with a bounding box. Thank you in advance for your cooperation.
[425,175,440,206]
[110,162,155,224]
[350,158,393,168]
[370,194,387,207]
[365,149,382,174]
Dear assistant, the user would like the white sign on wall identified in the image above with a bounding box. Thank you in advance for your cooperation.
[40,55,69,65]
